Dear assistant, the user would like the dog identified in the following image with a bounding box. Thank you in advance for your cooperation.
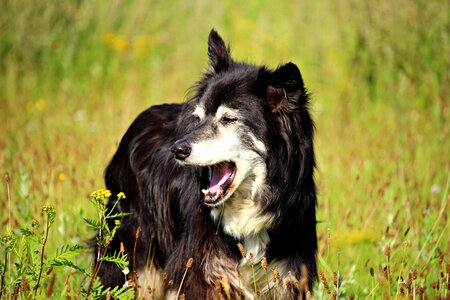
[97,29,317,299]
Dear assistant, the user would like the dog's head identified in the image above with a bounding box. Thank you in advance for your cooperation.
[171,29,310,207]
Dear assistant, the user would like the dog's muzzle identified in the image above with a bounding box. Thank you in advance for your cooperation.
[171,140,192,160]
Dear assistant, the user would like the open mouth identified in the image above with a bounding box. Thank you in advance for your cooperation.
[201,161,237,205]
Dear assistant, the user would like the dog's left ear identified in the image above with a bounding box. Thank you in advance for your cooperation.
[260,62,306,112]
[208,29,232,73]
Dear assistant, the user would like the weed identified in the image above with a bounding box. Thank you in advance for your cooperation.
[1,0,448,298]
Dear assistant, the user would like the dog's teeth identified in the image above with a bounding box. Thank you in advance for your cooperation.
[201,189,208,195]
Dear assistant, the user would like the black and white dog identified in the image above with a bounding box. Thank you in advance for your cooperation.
[98,29,317,299]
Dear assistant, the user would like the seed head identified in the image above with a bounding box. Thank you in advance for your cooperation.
[261,257,268,271]
[237,243,246,258]
[319,271,331,295]
[333,271,338,287]
[249,253,254,265]
[272,270,280,283]
[300,264,309,291]
[289,272,299,286]
[135,226,142,240]
[168,280,174,288]
[186,258,193,269]
[384,245,391,258]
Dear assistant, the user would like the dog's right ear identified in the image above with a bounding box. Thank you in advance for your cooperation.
[257,63,306,112]
[208,29,232,73]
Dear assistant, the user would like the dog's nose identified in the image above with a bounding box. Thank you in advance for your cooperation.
[171,140,192,160]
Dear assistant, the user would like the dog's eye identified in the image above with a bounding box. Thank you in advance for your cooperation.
[220,115,237,125]
[193,115,201,123]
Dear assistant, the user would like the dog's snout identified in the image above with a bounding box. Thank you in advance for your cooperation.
[171,140,192,160]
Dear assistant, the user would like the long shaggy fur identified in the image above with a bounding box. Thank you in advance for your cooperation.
[96,29,318,299]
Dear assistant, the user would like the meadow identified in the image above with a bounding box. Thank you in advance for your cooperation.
[0,0,448,298]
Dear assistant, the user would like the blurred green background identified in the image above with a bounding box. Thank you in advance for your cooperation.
[1,0,448,297]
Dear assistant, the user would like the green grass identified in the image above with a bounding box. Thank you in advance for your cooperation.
[1,0,448,298]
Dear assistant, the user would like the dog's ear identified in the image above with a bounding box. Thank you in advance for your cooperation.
[260,62,306,112]
[208,29,232,73]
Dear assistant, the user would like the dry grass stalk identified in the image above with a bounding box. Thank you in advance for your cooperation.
[237,243,246,258]
[21,275,30,293]
[176,258,194,300]
[299,264,309,293]
[272,271,280,283]
[249,253,254,266]
[65,273,72,296]
[221,276,231,299]
[261,257,268,271]
[289,272,299,287]
[46,273,56,297]
[186,258,193,269]
[333,271,338,288]
[12,284,19,300]
[319,271,331,295]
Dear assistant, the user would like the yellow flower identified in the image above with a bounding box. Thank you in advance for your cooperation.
[91,188,112,200]
[58,172,65,181]
[117,192,126,199]
[111,35,128,54]
[333,228,380,247]
[133,35,153,58]
[31,219,39,228]
[36,98,46,111]
[101,31,128,54]
[102,189,112,198]
[42,205,54,212]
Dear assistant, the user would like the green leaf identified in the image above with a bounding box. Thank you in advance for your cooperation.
[83,217,100,229]
[49,244,86,273]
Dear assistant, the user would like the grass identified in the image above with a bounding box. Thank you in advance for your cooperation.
[1,0,449,298]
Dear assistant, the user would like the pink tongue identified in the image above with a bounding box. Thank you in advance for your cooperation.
[208,163,232,193]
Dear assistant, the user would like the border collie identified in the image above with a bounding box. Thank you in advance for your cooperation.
[97,29,317,299]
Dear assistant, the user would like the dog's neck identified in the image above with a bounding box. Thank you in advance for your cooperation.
[210,170,272,261]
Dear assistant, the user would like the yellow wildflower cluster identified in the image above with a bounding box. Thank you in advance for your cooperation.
[42,205,55,214]
[117,192,126,199]
[26,98,46,112]
[31,219,39,229]
[1,233,16,251]
[102,31,128,54]
[101,31,154,58]
[58,172,65,181]
[41,205,56,223]
[91,189,112,200]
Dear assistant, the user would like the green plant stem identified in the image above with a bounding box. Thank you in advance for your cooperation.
[265,271,273,300]
[34,217,50,299]
[86,213,105,299]
[0,251,7,299]
[251,264,257,299]
[86,246,108,299]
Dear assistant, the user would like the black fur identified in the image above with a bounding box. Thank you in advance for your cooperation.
[97,29,317,298]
